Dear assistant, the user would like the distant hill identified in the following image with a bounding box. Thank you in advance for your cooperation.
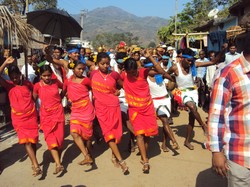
[71,6,168,47]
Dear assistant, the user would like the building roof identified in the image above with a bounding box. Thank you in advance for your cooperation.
[229,0,250,16]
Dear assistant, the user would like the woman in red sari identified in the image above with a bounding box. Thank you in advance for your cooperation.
[121,49,173,174]
[33,65,64,175]
[0,57,42,176]
[90,52,129,175]
[62,60,95,165]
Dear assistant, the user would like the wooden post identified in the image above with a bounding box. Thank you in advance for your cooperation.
[24,48,28,80]
[186,33,189,48]
[200,33,202,50]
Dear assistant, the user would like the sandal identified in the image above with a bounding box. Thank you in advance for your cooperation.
[33,167,42,177]
[140,160,150,174]
[78,155,93,166]
[172,142,180,150]
[111,158,120,168]
[53,165,64,175]
[118,160,129,175]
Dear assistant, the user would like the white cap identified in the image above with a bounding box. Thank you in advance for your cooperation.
[140,56,146,60]
[167,46,175,51]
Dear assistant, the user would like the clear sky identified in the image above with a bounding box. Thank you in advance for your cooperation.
[58,0,191,19]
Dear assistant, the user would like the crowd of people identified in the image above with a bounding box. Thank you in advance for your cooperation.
[0,33,250,185]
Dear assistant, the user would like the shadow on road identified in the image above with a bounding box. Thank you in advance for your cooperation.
[196,168,227,187]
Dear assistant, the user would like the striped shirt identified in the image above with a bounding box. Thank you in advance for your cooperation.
[207,53,250,168]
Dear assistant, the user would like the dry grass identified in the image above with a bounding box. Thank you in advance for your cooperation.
[0,6,41,48]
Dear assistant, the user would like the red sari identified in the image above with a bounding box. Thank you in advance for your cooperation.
[121,68,158,136]
[4,80,38,144]
[33,80,64,150]
[90,70,122,143]
[65,76,95,140]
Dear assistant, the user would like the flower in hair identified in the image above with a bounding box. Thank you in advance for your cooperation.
[69,62,75,69]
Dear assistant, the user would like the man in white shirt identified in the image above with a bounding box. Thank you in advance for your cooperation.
[21,54,38,83]
[224,44,241,65]
[195,50,209,108]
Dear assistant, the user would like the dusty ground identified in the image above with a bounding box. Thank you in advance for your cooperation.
[0,109,227,187]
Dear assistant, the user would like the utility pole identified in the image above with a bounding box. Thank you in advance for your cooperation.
[80,9,88,41]
[174,0,178,48]
[26,0,29,13]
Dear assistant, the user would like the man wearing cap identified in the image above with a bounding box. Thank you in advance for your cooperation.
[167,46,177,65]
[167,48,218,150]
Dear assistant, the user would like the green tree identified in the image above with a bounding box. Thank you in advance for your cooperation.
[92,32,140,50]
[157,0,238,44]
[0,0,57,15]
[214,0,239,6]
[147,41,156,48]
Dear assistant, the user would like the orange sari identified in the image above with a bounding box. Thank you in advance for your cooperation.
[65,76,95,140]
[5,80,38,144]
[34,80,64,150]
[122,68,158,136]
[90,70,122,143]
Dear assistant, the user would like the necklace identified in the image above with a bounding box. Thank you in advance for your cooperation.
[99,70,109,81]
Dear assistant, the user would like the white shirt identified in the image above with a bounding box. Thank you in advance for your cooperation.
[206,65,216,88]
[21,63,36,83]
[224,52,241,65]
[195,58,209,78]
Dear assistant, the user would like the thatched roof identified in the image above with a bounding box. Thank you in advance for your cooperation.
[0,6,41,48]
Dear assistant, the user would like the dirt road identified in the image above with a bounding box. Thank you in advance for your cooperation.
[0,110,227,187]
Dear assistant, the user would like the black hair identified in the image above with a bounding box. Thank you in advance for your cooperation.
[243,32,250,55]
[177,49,183,55]
[53,46,63,54]
[143,58,152,65]
[96,52,110,63]
[208,50,215,56]
[182,48,195,56]
[124,58,138,71]
[68,60,85,69]
[39,65,53,75]
[8,65,21,75]
[133,51,140,55]
[228,42,237,48]
[115,52,127,61]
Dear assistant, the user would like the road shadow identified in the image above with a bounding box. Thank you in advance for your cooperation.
[155,126,180,156]
[172,124,204,148]
[0,125,15,142]
[196,168,227,187]
[61,185,86,187]
[39,138,75,179]
[0,137,42,174]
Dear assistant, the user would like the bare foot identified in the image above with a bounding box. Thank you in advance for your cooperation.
[184,142,194,150]
[161,144,169,152]
[172,142,180,150]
